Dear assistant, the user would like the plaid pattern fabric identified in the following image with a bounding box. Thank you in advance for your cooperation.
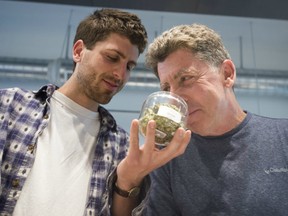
[0,84,129,215]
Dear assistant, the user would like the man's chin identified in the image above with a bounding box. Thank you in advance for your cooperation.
[96,95,113,105]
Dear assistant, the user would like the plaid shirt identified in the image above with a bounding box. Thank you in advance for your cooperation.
[0,84,132,215]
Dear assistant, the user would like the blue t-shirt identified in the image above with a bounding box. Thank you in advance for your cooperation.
[145,112,288,216]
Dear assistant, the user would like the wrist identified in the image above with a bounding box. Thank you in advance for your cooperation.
[115,173,143,191]
[114,181,141,198]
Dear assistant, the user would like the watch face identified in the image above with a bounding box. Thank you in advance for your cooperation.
[129,187,140,197]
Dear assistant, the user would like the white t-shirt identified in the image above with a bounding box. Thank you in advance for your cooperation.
[13,90,100,216]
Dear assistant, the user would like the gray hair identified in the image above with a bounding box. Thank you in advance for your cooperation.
[145,23,231,77]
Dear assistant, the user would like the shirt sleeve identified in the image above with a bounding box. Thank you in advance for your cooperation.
[105,167,151,216]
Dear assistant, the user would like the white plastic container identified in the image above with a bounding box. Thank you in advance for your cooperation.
[138,91,188,147]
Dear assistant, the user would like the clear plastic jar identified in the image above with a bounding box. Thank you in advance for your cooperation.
[138,91,188,147]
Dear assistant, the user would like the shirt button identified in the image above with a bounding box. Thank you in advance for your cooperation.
[12,179,20,188]
[43,114,49,119]
[28,144,35,151]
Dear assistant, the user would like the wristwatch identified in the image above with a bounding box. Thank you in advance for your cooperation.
[114,182,140,198]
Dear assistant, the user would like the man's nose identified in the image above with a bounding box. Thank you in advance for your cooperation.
[171,88,188,103]
[113,65,128,79]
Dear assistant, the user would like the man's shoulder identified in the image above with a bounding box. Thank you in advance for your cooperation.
[249,112,288,126]
[0,84,57,114]
[0,87,32,107]
[0,86,30,96]
[1,84,57,100]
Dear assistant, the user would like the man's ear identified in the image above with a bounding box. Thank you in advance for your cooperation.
[73,40,85,63]
[222,59,236,88]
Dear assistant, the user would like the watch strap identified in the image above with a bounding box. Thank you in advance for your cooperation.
[114,182,140,198]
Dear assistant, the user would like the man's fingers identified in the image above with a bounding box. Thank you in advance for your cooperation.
[171,127,191,150]
[142,120,156,152]
[159,128,191,159]
[128,119,140,154]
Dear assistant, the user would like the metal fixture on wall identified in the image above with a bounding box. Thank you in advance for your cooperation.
[0,57,288,96]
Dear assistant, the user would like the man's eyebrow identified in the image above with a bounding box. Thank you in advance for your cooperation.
[173,68,191,80]
[114,49,137,67]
